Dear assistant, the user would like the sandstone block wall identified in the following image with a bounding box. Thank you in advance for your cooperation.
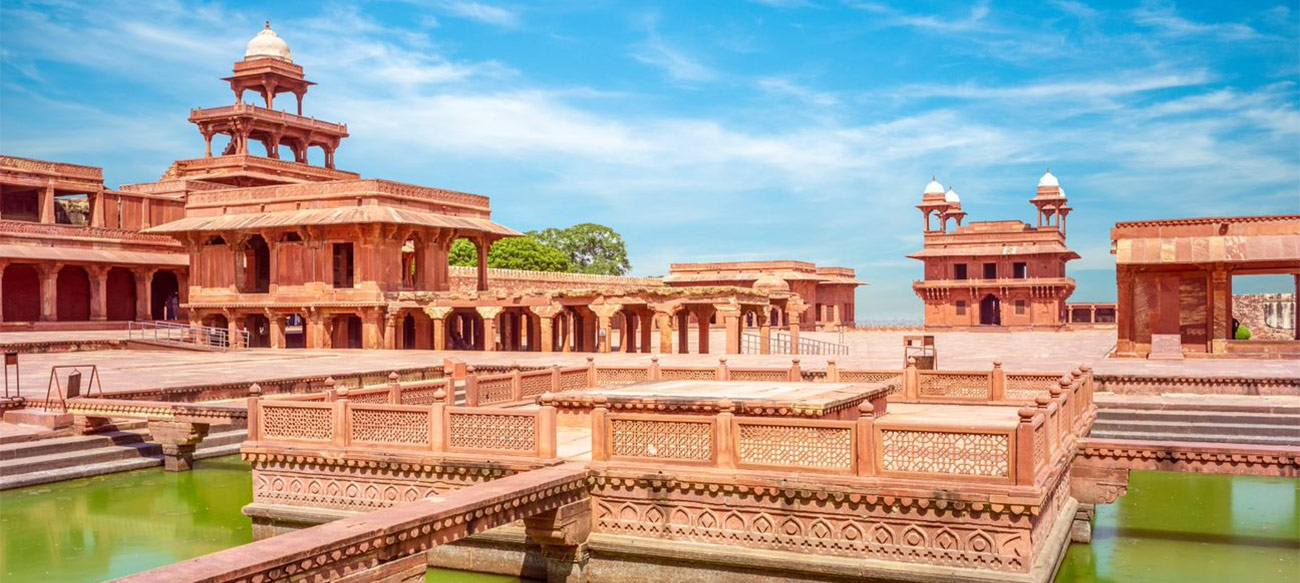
[1233,293,1295,340]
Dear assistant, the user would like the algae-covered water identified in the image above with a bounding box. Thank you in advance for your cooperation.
[1,456,1294,582]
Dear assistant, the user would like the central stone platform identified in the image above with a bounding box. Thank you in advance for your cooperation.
[542,380,892,427]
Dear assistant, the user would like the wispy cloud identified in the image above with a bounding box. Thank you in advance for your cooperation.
[757,77,838,106]
[434,1,519,28]
[1132,3,1261,41]
[629,12,716,83]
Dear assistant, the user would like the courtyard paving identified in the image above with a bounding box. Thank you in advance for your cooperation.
[0,329,1296,399]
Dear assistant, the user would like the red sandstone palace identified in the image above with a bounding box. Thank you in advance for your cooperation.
[1,24,845,356]
[664,261,862,330]
[910,173,1079,330]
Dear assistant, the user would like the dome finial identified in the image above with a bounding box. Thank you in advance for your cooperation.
[264,20,271,29]
[245,21,292,62]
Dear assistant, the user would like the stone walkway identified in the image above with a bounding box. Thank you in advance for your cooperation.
[0,329,1295,398]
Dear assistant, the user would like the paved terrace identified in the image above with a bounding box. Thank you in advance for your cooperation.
[1,329,1296,398]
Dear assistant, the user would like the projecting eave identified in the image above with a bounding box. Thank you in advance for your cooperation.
[908,244,1079,260]
[143,206,522,238]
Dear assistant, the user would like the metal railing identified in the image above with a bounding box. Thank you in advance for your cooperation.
[127,321,246,351]
[741,332,849,356]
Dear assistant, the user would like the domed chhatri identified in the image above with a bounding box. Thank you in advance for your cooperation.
[245,21,292,62]
[753,274,790,293]
[1038,169,1059,188]
[923,177,945,196]
[943,186,960,204]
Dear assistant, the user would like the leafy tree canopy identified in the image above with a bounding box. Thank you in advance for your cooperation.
[528,223,631,276]
[448,237,571,272]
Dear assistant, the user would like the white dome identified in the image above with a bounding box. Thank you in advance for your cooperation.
[1038,170,1059,188]
[943,187,960,204]
[245,22,292,62]
[923,178,945,195]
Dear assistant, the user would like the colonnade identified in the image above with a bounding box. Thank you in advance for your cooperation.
[0,261,185,323]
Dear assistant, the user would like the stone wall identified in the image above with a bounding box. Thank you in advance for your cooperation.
[1234,293,1295,341]
[447,265,660,293]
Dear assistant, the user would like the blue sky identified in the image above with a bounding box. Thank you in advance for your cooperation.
[2,0,1297,321]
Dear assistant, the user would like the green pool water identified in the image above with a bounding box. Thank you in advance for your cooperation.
[1,457,1294,582]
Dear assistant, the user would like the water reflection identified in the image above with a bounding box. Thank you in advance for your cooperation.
[1057,471,1300,583]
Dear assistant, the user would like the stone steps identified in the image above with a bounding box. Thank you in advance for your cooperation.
[0,428,246,490]
[1092,397,1300,447]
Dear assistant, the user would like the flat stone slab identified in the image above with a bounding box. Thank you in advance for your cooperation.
[550,380,889,419]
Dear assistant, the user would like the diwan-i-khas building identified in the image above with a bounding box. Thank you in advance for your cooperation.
[909,173,1079,330]
[1,24,826,355]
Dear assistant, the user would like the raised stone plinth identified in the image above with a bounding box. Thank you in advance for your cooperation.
[3,408,72,430]
[1147,334,1185,360]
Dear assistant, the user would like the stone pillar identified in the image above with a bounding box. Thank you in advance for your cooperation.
[655,311,674,354]
[269,312,285,349]
[639,310,653,354]
[787,314,801,355]
[147,420,210,472]
[1295,274,1299,341]
[0,262,5,322]
[589,304,622,354]
[135,267,155,321]
[40,186,55,224]
[1115,269,1136,356]
[305,311,327,348]
[529,305,563,353]
[362,309,384,350]
[476,306,502,351]
[759,317,771,355]
[475,238,489,291]
[38,264,57,322]
[697,307,711,354]
[425,307,451,351]
[1210,268,1230,354]
[677,311,689,354]
[383,312,398,350]
[228,314,246,349]
[622,312,636,353]
[87,265,107,321]
[719,307,741,355]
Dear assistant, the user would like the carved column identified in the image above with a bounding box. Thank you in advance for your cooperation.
[362,309,384,350]
[529,305,562,353]
[269,311,285,349]
[87,265,107,321]
[147,420,210,472]
[638,310,653,354]
[135,267,156,321]
[305,311,327,349]
[677,311,689,354]
[1115,269,1136,356]
[655,310,674,354]
[38,264,57,322]
[695,306,712,354]
[383,311,399,350]
[227,313,245,349]
[758,312,771,355]
[589,304,622,354]
[0,262,6,322]
[1210,267,1230,354]
[40,185,55,224]
[425,306,452,351]
[476,306,503,351]
[718,305,742,355]
[475,237,489,291]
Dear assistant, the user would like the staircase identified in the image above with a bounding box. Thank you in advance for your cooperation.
[1091,397,1300,447]
[0,426,247,490]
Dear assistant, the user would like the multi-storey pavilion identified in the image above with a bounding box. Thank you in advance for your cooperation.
[909,172,1079,330]
[0,156,188,325]
[664,261,863,330]
[1111,214,1300,358]
[140,24,788,355]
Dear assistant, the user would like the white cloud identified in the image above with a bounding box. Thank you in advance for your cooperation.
[630,37,716,83]
[434,1,519,28]
[1132,4,1262,40]
[758,77,839,106]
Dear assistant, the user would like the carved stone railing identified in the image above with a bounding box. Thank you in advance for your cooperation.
[463,365,588,407]
[190,103,348,133]
[250,394,557,459]
[0,219,181,245]
[588,364,1096,487]
[185,178,490,213]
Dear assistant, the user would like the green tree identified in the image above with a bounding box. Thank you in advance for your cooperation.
[448,237,572,272]
[528,223,631,276]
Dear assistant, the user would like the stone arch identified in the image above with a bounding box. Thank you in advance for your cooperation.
[243,235,270,293]
[105,267,136,321]
[56,265,91,321]
[2,264,40,321]
[402,313,417,349]
[979,294,1001,326]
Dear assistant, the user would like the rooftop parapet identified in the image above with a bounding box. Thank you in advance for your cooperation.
[0,155,104,185]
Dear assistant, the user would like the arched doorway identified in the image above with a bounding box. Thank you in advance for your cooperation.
[152,270,181,320]
[106,268,136,321]
[979,294,1001,326]
[331,314,363,349]
[284,313,306,348]
[2,265,41,321]
[245,314,271,347]
[56,266,91,321]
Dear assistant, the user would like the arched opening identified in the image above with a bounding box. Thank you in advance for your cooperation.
[243,235,270,293]
[245,314,271,347]
[770,307,781,328]
[106,268,136,321]
[306,144,326,167]
[0,186,40,222]
[210,134,233,157]
[979,294,1001,326]
[151,270,181,320]
[401,235,421,289]
[446,310,484,351]
[284,313,306,348]
[402,313,417,349]
[56,265,90,321]
[277,143,295,161]
[331,314,363,349]
[2,264,41,321]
